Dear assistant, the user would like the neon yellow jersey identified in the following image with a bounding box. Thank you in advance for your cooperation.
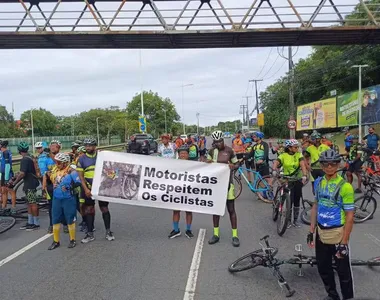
[318,143,330,154]
[314,175,354,227]
[277,152,303,177]
[306,145,320,168]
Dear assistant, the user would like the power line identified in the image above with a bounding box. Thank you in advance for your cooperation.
[262,59,287,80]
[261,54,280,80]
[256,47,274,79]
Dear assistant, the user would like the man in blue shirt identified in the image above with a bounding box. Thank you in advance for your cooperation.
[0,140,16,214]
[344,131,353,152]
[363,127,380,151]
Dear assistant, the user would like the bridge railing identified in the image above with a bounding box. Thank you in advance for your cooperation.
[0,0,379,33]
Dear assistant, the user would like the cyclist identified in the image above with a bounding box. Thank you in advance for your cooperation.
[186,135,199,161]
[175,135,184,149]
[251,132,270,179]
[47,153,81,250]
[314,133,330,154]
[345,135,363,193]
[303,139,324,195]
[231,130,246,160]
[8,142,40,231]
[0,140,16,215]
[272,139,308,228]
[363,127,380,151]
[168,145,194,239]
[158,134,176,159]
[207,130,240,247]
[344,130,353,153]
[68,142,80,162]
[307,149,354,300]
[271,139,284,156]
[302,133,309,143]
[77,137,115,243]
[198,135,207,159]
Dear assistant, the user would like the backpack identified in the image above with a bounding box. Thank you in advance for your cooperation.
[314,177,346,204]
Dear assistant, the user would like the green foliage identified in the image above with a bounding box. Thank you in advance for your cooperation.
[20,108,58,136]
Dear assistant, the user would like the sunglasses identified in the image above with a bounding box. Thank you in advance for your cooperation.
[321,162,339,167]
[214,139,223,144]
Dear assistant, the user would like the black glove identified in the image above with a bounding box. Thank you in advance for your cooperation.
[335,244,349,258]
[307,232,314,245]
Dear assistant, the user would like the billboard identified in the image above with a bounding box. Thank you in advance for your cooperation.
[296,98,337,131]
[337,91,359,127]
[362,85,380,125]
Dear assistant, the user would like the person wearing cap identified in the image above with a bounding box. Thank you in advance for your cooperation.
[158,134,176,159]
[47,153,82,250]
[0,140,16,215]
[168,145,194,239]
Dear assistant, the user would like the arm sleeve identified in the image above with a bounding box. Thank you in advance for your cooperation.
[341,183,355,211]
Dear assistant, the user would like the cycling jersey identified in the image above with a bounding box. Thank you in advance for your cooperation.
[232,138,245,154]
[344,135,353,148]
[49,167,81,200]
[158,143,176,159]
[252,141,269,164]
[313,175,354,227]
[76,152,97,187]
[277,152,304,177]
[207,146,237,184]
[306,145,320,168]
[37,152,54,176]
[318,143,330,154]
[0,149,13,181]
[364,133,380,150]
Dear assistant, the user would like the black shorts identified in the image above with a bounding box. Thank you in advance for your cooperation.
[348,160,363,173]
[255,164,270,177]
[245,159,254,169]
[81,189,109,207]
[345,146,351,153]
[311,169,325,182]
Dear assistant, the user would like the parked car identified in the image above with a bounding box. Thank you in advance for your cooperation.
[128,134,158,155]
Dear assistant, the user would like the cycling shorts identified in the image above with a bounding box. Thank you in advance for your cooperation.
[255,164,270,176]
[348,160,363,173]
[227,183,235,201]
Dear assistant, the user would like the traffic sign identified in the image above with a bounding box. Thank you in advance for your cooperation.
[258,113,264,126]
[287,119,296,129]
[139,116,146,133]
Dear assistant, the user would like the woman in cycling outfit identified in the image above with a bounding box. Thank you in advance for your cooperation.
[272,139,308,227]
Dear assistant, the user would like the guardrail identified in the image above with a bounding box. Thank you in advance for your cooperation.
[11,143,127,166]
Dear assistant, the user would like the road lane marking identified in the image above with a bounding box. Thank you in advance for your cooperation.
[365,233,380,247]
[0,233,52,268]
[183,228,206,300]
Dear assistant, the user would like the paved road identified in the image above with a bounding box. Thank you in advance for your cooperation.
[1,139,380,300]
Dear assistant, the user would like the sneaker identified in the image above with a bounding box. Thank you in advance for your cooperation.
[232,237,240,247]
[185,230,194,239]
[63,225,69,234]
[208,235,220,245]
[68,240,77,248]
[20,223,32,230]
[26,224,40,231]
[81,233,95,244]
[105,231,115,241]
[168,230,181,239]
[48,241,60,250]
[293,220,301,228]
[47,226,53,234]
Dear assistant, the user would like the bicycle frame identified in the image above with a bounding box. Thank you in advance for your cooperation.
[236,166,270,193]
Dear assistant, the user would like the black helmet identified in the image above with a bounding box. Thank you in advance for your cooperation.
[177,145,189,153]
[319,149,341,163]
[83,137,97,146]
[0,140,8,147]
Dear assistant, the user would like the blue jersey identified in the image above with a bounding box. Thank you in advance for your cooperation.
[0,149,13,180]
[52,170,81,200]
[364,133,380,150]
[37,153,55,176]
[344,135,353,148]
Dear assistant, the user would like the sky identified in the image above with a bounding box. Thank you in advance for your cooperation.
[0,0,360,127]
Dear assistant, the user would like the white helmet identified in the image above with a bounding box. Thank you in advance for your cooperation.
[50,140,62,147]
[54,153,71,163]
[34,142,44,148]
[211,130,224,141]
[284,139,299,148]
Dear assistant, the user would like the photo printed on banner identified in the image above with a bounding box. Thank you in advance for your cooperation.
[98,161,141,200]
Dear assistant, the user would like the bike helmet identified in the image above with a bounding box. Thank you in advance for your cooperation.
[319,149,341,163]
[177,145,189,153]
[55,153,71,163]
[71,142,80,148]
[284,139,299,148]
[254,132,264,139]
[34,141,44,148]
[75,139,83,145]
[50,140,62,147]
[277,139,283,144]
[78,146,86,153]
[0,140,8,147]
[211,130,224,141]
[17,142,29,152]
[83,137,97,146]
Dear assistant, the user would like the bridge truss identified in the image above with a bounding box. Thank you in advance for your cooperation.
[0,0,380,48]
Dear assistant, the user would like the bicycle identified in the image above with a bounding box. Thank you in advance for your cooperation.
[233,158,274,203]
[228,235,380,298]
[354,171,379,223]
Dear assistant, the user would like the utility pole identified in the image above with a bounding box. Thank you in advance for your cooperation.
[139,50,145,133]
[249,79,263,130]
[288,47,295,139]
[196,112,200,135]
[239,104,247,127]
[352,64,369,142]
[242,96,252,130]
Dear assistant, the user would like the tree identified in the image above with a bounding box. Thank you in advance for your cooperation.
[126,91,180,137]
[0,106,16,138]
[20,108,58,136]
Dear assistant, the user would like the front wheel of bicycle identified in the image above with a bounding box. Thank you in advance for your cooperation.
[354,195,377,223]
[0,216,16,234]
[228,247,279,273]
[277,192,291,236]
[233,175,243,200]
[255,175,278,204]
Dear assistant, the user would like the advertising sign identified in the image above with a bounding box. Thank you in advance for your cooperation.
[361,85,380,125]
[92,151,230,216]
[337,91,359,127]
[296,98,336,131]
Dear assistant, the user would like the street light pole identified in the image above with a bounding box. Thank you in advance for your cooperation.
[96,117,100,146]
[181,83,194,135]
[352,64,369,142]
[163,108,167,134]
[196,112,200,135]
[30,109,35,153]
[139,50,145,133]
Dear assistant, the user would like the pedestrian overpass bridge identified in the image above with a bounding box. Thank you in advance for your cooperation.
[0,0,379,49]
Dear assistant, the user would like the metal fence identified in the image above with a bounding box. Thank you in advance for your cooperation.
[0,135,122,155]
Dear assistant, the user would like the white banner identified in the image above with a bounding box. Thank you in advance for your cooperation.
[91,151,230,216]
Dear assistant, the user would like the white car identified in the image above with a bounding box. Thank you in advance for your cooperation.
[180,135,187,142]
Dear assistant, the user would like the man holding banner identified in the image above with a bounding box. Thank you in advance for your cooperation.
[207,130,240,247]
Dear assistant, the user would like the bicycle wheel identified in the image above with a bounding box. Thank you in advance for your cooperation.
[14,180,27,204]
[300,199,314,226]
[272,198,279,221]
[255,175,277,204]
[228,247,279,273]
[0,216,16,234]
[233,175,243,200]
[368,256,380,266]
[277,192,291,236]
[354,195,377,223]
[350,259,368,266]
